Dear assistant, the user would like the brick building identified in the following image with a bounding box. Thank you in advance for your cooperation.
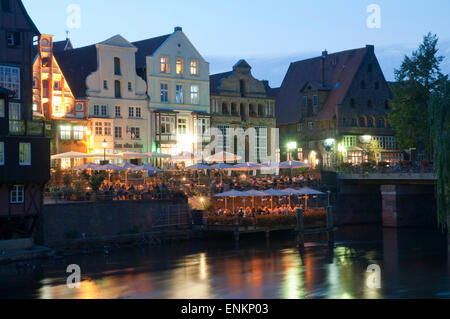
[276,45,402,167]
[210,60,278,163]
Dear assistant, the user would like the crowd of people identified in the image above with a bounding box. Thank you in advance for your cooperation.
[98,180,173,200]
[214,204,302,218]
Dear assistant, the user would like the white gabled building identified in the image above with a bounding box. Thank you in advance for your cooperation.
[133,27,211,160]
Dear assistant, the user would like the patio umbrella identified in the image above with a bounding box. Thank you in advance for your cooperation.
[228,162,263,171]
[241,190,266,209]
[171,151,202,162]
[214,190,244,212]
[51,151,91,160]
[118,152,149,159]
[298,187,326,210]
[72,163,101,170]
[95,164,124,171]
[262,189,286,210]
[209,163,234,170]
[142,163,163,172]
[278,160,312,169]
[281,188,302,206]
[144,152,171,159]
[185,163,211,170]
[122,163,140,185]
[205,151,241,163]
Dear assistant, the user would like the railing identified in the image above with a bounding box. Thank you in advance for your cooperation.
[9,120,47,136]
[334,164,435,175]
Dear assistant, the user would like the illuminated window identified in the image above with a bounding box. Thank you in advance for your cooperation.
[19,143,31,166]
[10,185,24,204]
[176,85,183,104]
[9,103,21,133]
[190,60,199,75]
[160,116,175,134]
[60,126,72,140]
[0,66,20,99]
[104,122,112,136]
[195,118,210,136]
[190,85,199,105]
[95,122,103,135]
[177,118,187,135]
[255,127,268,162]
[0,98,4,117]
[160,56,170,73]
[73,126,85,141]
[0,141,4,165]
[176,58,184,75]
[160,83,169,103]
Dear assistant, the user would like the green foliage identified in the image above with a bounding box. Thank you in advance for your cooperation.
[62,174,72,187]
[89,173,106,192]
[389,33,448,155]
[429,80,450,230]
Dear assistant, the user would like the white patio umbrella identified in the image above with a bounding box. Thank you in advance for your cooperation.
[262,189,286,210]
[205,151,241,163]
[241,190,266,209]
[297,187,326,210]
[119,152,149,159]
[278,160,312,169]
[210,163,234,170]
[214,190,244,211]
[185,163,211,170]
[228,162,264,171]
[281,188,302,206]
[144,152,171,159]
[171,151,202,162]
[142,163,163,173]
[72,163,101,170]
[51,151,90,160]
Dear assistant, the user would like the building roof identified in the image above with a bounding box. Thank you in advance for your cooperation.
[275,46,369,125]
[53,39,73,52]
[132,34,172,70]
[209,71,233,94]
[17,0,40,35]
[54,44,98,99]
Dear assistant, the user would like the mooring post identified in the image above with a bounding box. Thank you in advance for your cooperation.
[326,206,335,246]
[234,225,240,243]
[296,207,305,248]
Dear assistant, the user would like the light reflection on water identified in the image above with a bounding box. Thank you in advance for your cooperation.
[0,226,449,299]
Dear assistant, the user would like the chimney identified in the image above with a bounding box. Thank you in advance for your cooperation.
[321,50,327,86]
[174,26,183,32]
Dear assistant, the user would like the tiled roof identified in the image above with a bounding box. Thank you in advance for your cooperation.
[132,34,172,70]
[54,44,98,99]
[275,47,368,125]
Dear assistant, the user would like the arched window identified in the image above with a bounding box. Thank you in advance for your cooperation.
[221,103,228,115]
[377,118,385,128]
[351,118,357,127]
[367,117,374,128]
[359,117,366,127]
[231,103,237,115]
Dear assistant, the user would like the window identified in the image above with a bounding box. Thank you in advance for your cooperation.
[114,126,122,139]
[101,105,108,116]
[342,117,347,126]
[135,107,141,118]
[115,80,121,98]
[384,100,390,110]
[128,107,135,118]
[160,56,170,73]
[0,66,20,99]
[128,82,132,92]
[190,85,199,105]
[1,0,11,12]
[73,126,85,141]
[6,32,20,47]
[221,103,228,115]
[95,122,103,135]
[308,122,313,130]
[114,57,121,75]
[313,95,318,106]
[195,118,210,136]
[19,143,31,166]
[60,126,72,140]
[54,81,60,90]
[130,127,140,139]
[94,105,100,116]
[302,96,308,107]
[104,122,112,136]
[176,85,183,104]
[10,185,24,204]
[190,60,199,75]
[368,118,374,127]
[160,83,169,103]
[344,136,357,147]
[0,142,4,165]
[9,103,21,133]
[176,58,184,75]
[255,127,268,162]
[103,80,108,90]
[42,80,49,98]
[377,118,385,128]
[115,106,121,118]
[296,123,303,132]
[351,118,357,127]
[359,117,366,127]
[178,118,187,135]
[0,98,4,117]
[216,124,231,152]
[258,104,264,116]
[160,116,175,134]
[265,102,272,117]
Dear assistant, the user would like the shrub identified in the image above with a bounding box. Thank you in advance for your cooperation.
[62,174,72,187]
[89,173,106,192]
[378,161,390,168]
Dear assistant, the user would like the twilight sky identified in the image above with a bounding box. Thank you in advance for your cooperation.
[23,0,450,87]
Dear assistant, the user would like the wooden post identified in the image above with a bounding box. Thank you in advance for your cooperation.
[296,207,304,248]
[234,226,239,243]
[327,206,334,246]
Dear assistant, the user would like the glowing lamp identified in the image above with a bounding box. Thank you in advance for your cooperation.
[102,139,107,148]
[287,141,297,150]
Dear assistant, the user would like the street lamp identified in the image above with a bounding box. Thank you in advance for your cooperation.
[102,139,107,165]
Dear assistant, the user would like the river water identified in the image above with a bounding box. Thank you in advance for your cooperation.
[0,226,449,299]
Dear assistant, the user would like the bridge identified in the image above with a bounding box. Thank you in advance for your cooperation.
[327,171,438,228]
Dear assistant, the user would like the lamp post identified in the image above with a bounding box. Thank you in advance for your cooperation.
[102,139,108,165]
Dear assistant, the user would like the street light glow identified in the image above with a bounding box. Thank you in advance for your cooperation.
[287,141,297,150]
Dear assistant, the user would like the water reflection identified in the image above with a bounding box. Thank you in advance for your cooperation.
[0,226,448,299]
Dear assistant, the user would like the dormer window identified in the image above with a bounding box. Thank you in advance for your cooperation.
[313,95,318,107]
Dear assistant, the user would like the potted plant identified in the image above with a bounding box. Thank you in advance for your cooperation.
[73,181,85,201]
[88,173,106,201]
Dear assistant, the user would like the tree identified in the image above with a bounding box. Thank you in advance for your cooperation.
[388,33,448,156]
[429,80,450,231]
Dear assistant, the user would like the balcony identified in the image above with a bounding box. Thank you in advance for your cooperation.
[9,120,47,136]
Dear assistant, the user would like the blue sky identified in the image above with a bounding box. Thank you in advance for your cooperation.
[23,0,450,86]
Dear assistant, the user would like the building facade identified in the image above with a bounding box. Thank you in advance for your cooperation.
[32,34,89,168]
[276,45,402,168]
[0,0,50,238]
[133,27,211,161]
[210,60,278,163]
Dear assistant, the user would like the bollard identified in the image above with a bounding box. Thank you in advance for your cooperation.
[326,206,335,246]
[296,208,305,248]
[234,226,240,243]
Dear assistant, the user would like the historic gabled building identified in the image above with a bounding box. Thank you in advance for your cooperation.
[0,0,50,238]
[54,35,149,161]
[133,27,211,160]
[210,60,278,163]
[32,34,89,168]
[276,45,402,167]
